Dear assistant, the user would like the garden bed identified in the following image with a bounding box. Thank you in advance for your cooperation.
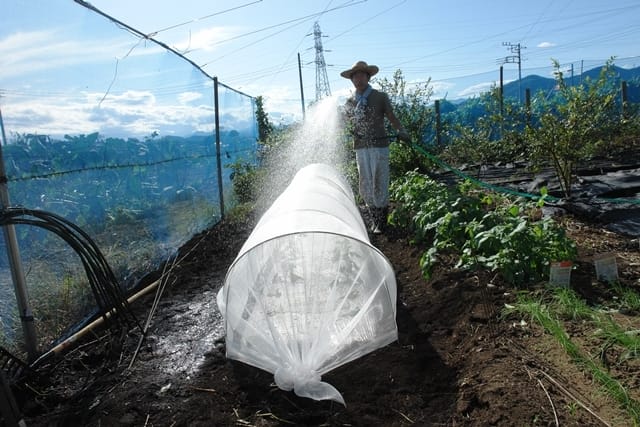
[12,205,640,426]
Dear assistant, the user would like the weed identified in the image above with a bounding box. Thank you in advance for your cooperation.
[612,282,640,313]
[504,292,640,424]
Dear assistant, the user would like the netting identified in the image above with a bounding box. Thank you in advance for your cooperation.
[218,163,398,405]
[0,1,258,355]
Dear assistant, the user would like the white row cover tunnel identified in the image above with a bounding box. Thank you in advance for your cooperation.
[216,163,398,405]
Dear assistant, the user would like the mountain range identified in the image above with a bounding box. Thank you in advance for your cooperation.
[501,64,640,102]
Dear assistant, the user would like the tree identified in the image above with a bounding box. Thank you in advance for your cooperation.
[375,70,435,178]
[377,70,434,145]
[440,86,529,167]
[525,59,620,198]
[255,96,273,143]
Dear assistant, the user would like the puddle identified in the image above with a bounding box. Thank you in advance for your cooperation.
[150,287,226,376]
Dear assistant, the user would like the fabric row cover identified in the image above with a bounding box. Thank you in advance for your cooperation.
[216,163,398,405]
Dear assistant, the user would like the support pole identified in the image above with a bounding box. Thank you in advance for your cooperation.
[298,53,306,119]
[621,80,628,119]
[499,65,504,116]
[525,88,531,128]
[499,66,504,139]
[213,77,225,219]
[434,100,441,147]
[0,107,38,361]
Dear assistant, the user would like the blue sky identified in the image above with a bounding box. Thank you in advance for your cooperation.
[86,0,640,96]
[1,0,639,137]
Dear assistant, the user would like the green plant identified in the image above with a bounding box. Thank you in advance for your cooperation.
[224,202,254,225]
[503,292,640,423]
[565,401,579,417]
[597,316,640,363]
[376,69,437,178]
[458,206,576,285]
[388,170,449,241]
[255,95,274,143]
[525,59,621,198]
[29,266,94,345]
[227,160,265,204]
[551,287,595,321]
[390,170,576,285]
[439,87,529,166]
[612,282,640,313]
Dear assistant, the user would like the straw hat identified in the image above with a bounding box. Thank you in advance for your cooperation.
[340,60,379,79]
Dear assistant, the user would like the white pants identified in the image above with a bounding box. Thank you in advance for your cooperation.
[355,146,389,209]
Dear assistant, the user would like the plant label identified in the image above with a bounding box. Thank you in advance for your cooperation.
[593,252,618,283]
[549,261,572,287]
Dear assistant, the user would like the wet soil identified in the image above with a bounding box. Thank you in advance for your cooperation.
[10,205,640,426]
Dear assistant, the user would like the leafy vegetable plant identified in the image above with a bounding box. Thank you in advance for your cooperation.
[389,170,577,286]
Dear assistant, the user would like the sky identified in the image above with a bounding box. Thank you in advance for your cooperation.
[1,0,639,137]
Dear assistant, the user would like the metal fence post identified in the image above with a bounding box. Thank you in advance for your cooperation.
[0,108,38,361]
[213,77,225,219]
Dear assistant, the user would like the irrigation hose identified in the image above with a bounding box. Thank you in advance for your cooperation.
[31,277,161,367]
[0,207,143,367]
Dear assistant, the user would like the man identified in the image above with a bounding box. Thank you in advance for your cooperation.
[341,60,410,234]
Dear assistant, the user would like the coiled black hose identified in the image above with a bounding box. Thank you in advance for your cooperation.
[0,207,141,341]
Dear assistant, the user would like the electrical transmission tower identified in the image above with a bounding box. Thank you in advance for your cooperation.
[312,21,331,101]
[501,42,525,103]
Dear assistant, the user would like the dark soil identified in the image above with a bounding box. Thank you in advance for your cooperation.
[9,204,640,426]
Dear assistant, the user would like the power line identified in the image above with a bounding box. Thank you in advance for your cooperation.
[261,1,343,94]
[327,0,406,42]
[146,0,264,37]
[519,0,556,42]
[198,1,363,67]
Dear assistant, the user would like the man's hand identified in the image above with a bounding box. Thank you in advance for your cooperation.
[398,130,411,143]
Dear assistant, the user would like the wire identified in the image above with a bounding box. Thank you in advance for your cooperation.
[328,0,406,43]
[8,153,218,182]
[198,1,366,68]
[200,15,315,68]
[519,0,558,42]
[147,0,264,37]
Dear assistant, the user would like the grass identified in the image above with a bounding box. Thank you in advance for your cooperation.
[504,287,640,424]
[551,287,595,321]
[613,281,640,313]
[597,316,640,362]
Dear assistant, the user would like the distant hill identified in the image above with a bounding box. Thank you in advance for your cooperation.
[434,64,640,135]
[502,65,640,102]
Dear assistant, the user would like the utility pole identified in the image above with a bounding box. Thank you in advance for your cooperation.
[570,63,574,86]
[297,53,306,119]
[312,21,331,101]
[501,42,525,103]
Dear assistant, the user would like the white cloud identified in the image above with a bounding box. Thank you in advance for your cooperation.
[429,80,456,100]
[171,25,243,53]
[178,91,203,104]
[1,88,220,139]
[99,90,157,106]
[0,8,256,140]
[0,29,161,82]
[457,81,498,98]
[537,41,556,49]
[241,83,304,124]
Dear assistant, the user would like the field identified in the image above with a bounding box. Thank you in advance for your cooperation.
[11,197,640,426]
